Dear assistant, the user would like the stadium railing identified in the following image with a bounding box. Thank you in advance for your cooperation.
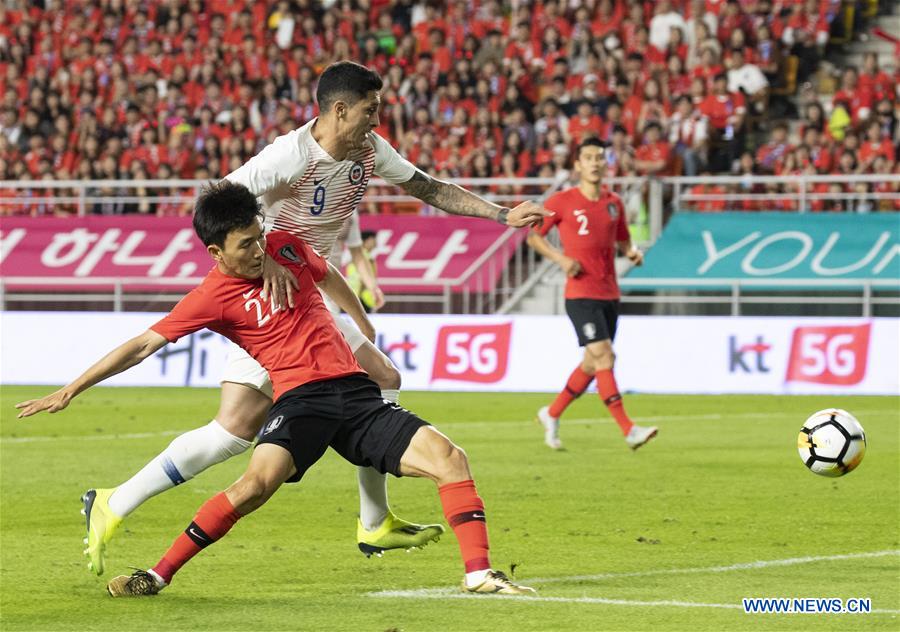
[1,175,898,315]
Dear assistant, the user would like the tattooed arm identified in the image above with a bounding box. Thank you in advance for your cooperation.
[397,170,550,228]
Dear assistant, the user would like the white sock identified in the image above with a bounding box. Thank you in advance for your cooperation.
[465,569,490,588]
[108,420,251,517]
[147,568,167,588]
[357,466,389,531]
[357,388,401,531]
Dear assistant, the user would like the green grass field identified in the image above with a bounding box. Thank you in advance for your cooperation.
[1,386,898,631]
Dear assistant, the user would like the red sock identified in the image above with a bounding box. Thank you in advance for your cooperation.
[438,480,490,573]
[151,492,241,584]
[548,365,593,418]
[596,369,634,435]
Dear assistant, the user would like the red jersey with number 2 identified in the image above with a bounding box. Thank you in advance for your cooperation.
[151,231,363,400]
[537,187,630,300]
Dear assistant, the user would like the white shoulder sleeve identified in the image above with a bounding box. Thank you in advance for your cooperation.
[370,132,417,184]
[344,212,363,249]
[225,128,308,196]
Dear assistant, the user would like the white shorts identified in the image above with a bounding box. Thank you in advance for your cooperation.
[220,293,368,398]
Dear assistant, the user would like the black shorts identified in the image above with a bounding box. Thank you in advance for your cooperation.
[257,375,429,483]
[565,298,620,346]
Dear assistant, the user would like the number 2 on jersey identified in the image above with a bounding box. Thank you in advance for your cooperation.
[310,185,326,215]
[575,212,590,235]
[244,290,281,327]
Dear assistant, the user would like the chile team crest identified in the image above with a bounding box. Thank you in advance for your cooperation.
[607,202,618,219]
[348,161,365,185]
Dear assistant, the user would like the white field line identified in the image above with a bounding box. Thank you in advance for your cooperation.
[2,409,897,444]
[368,550,900,613]
[0,429,185,444]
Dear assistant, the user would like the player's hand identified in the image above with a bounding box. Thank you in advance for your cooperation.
[371,286,386,310]
[560,256,582,277]
[15,389,74,418]
[626,247,644,267]
[261,255,298,310]
[507,201,553,228]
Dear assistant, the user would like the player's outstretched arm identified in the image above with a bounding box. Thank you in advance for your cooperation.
[526,232,582,278]
[398,171,550,228]
[317,262,376,343]
[348,245,385,310]
[15,330,169,418]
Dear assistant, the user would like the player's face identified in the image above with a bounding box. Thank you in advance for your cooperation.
[575,145,604,184]
[345,91,381,147]
[213,221,267,279]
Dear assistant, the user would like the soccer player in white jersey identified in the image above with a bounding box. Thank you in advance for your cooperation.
[78,61,549,575]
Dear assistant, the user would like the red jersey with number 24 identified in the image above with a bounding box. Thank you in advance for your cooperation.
[537,186,630,300]
[151,231,363,400]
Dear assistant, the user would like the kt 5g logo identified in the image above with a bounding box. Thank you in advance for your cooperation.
[431,323,512,384]
[786,324,871,386]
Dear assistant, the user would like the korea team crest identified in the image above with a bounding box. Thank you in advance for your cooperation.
[278,245,301,263]
[348,161,365,185]
[606,203,618,219]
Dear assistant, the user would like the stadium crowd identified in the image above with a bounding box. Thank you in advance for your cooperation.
[0,0,898,216]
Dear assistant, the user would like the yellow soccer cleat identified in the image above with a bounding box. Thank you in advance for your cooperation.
[81,488,123,576]
[463,570,537,596]
[357,511,445,557]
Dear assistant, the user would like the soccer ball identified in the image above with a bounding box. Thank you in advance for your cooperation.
[797,409,866,477]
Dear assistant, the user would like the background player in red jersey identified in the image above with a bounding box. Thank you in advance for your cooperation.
[526,138,657,451]
[16,181,535,598]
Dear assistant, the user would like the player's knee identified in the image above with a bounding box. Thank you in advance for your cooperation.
[432,442,470,484]
[228,474,276,513]
[588,343,615,370]
[216,409,267,442]
[598,349,615,369]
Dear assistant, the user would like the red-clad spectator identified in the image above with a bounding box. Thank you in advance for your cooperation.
[754,23,783,80]
[692,47,724,91]
[499,132,533,176]
[634,122,673,175]
[783,0,829,48]
[832,67,874,124]
[859,53,893,103]
[872,156,900,211]
[532,0,572,41]
[567,100,603,145]
[637,77,672,135]
[666,55,693,99]
[802,127,834,173]
[858,120,896,170]
[699,73,745,133]
[591,1,623,41]
[504,21,540,67]
[668,94,708,175]
[717,1,750,44]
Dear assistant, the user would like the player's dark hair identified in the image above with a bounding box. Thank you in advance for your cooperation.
[576,137,605,158]
[316,61,383,113]
[193,180,261,247]
[361,230,377,241]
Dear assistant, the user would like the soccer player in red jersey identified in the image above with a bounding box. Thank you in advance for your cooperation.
[69,61,549,576]
[526,138,658,451]
[16,181,535,597]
